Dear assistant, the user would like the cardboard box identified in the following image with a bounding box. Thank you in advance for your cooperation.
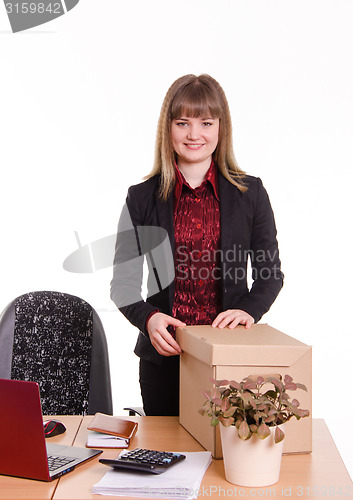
[176,324,312,458]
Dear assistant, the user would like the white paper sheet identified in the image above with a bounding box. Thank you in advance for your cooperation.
[86,431,129,448]
[92,451,212,499]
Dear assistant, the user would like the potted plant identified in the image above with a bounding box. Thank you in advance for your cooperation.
[199,374,310,487]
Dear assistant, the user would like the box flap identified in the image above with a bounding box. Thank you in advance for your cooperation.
[176,324,311,367]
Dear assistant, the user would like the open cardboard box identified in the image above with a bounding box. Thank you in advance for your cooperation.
[176,324,312,458]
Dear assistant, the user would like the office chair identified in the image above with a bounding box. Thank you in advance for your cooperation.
[0,291,113,416]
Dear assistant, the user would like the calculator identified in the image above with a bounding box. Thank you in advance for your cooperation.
[99,448,186,474]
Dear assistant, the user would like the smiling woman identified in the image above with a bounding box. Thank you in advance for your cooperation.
[110,74,284,416]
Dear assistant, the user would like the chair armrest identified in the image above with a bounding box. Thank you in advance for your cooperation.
[123,406,145,416]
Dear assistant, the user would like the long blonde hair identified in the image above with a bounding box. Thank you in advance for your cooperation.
[145,74,247,200]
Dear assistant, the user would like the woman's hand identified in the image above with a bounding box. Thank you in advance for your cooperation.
[212,309,254,329]
[147,312,186,356]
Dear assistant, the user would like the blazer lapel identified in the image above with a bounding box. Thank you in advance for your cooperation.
[218,172,245,252]
[154,191,175,255]
[154,191,175,309]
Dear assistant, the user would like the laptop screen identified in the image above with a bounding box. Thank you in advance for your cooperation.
[0,379,101,481]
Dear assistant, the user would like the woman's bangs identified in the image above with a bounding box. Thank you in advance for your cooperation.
[170,85,221,120]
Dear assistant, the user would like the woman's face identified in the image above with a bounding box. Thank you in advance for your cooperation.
[171,116,219,169]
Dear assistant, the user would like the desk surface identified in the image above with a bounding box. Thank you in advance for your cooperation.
[1,417,352,500]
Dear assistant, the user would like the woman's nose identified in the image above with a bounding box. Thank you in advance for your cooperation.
[187,125,200,140]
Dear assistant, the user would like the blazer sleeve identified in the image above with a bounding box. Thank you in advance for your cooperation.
[235,178,284,322]
[110,186,158,336]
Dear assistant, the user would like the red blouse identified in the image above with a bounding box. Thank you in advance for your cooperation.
[172,162,222,325]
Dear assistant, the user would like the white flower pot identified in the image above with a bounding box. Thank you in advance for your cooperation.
[220,424,285,487]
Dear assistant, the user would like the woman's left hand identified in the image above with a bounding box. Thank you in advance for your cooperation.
[212,309,254,329]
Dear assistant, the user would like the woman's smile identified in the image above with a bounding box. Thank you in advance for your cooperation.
[185,143,205,150]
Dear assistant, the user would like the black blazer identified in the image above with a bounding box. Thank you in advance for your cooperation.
[111,172,284,364]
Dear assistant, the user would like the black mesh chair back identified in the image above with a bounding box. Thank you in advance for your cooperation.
[0,291,112,415]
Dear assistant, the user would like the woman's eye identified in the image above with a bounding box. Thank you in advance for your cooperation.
[202,122,212,126]
[176,122,188,127]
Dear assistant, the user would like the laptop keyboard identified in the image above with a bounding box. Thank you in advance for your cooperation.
[47,455,75,472]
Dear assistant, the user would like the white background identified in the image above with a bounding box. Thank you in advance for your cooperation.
[1,0,352,479]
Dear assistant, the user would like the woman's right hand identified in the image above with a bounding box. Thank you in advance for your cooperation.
[146,312,186,356]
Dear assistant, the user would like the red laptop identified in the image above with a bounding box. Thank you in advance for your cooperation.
[0,378,102,481]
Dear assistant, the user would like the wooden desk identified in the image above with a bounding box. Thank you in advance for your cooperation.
[54,417,353,499]
[0,416,82,500]
[1,417,351,499]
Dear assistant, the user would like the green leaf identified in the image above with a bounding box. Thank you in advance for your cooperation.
[239,392,249,405]
[267,377,284,391]
[211,418,219,427]
[284,375,293,384]
[296,409,310,418]
[240,392,256,406]
[248,398,257,409]
[264,415,276,423]
[296,383,308,392]
[238,420,251,440]
[209,388,220,400]
[263,390,278,400]
[254,411,268,420]
[223,406,236,418]
[257,422,271,439]
[220,417,234,427]
[198,408,206,416]
[275,426,285,443]
[229,380,241,390]
[242,378,257,390]
[218,379,230,387]
[221,398,230,412]
[256,403,267,410]
[268,409,278,416]
[285,402,304,417]
[284,382,298,391]
[235,418,243,429]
